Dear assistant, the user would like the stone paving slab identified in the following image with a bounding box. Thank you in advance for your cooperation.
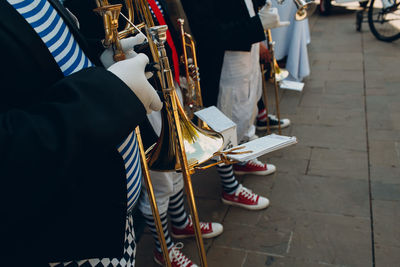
[244,254,345,267]
[374,245,400,267]
[286,211,372,267]
[369,140,400,167]
[307,147,368,180]
[368,128,400,142]
[372,200,400,248]
[267,157,309,175]
[370,165,400,185]
[367,111,400,131]
[136,3,400,266]
[291,124,366,151]
[269,174,370,217]
[299,92,365,110]
[265,144,312,160]
[371,182,400,202]
[213,220,291,255]
[288,106,365,128]
[206,247,247,267]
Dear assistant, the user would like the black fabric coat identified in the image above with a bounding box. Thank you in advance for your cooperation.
[64,0,181,72]
[180,0,266,107]
[0,0,149,265]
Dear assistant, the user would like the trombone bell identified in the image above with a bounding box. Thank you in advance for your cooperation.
[146,92,224,171]
[293,0,317,21]
[274,62,289,82]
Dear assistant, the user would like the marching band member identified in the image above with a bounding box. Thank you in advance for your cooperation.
[64,1,284,266]
[138,2,276,266]
[180,0,289,177]
[1,0,162,266]
[64,1,222,266]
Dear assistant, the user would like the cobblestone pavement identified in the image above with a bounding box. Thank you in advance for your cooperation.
[136,3,400,266]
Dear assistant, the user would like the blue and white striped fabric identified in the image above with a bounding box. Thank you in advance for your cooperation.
[8,0,94,76]
[8,0,142,211]
[117,132,142,212]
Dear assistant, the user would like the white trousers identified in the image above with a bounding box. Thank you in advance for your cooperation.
[218,42,262,142]
[138,86,185,216]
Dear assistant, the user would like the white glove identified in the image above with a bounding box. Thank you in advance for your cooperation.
[100,34,147,68]
[258,1,290,30]
[108,53,163,114]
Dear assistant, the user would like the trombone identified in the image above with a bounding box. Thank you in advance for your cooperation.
[93,2,171,266]
[276,0,317,20]
[261,28,284,135]
[261,0,316,135]
[95,1,229,266]
[293,0,317,21]
[177,19,203,124]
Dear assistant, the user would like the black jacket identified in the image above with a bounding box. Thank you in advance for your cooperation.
[64,0,182,72]
[180,0,266,107]
[0,0,148,265]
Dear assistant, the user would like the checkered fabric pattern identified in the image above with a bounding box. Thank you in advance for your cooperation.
[49,215,136,267]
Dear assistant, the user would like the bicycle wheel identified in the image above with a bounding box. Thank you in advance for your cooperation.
[368,0,400,41]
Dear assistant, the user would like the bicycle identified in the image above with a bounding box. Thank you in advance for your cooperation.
[356,0,400,42]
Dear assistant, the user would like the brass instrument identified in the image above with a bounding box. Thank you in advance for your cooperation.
[260,63,271,134]
[271,59,289,82]
[176,19,252,166]
[260,0,316,134]
[95,1,230,266]
[149,25,226,267]
[93,2,171,266]
[275,0,317,21]
[261,0,316,134]
[293,0,317,21]
[177,19,203,121]
[262,29,283,134]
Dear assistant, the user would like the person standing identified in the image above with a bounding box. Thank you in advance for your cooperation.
[180,0,289,175]
[1,0,161,266]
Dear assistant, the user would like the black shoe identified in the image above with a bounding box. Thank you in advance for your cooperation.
[256,115,291,131]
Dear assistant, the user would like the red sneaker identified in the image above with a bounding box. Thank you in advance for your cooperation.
[221,184,270,210]
[233,159,276,176]
[171,216,223,239]
[154,243,198,267]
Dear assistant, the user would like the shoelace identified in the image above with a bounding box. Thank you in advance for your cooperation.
[268,114,278,120]
[188,216,210,231]
[267,114,282,124]
[248,158,266,168]
[169,243,193,267]
[235,185,258,203]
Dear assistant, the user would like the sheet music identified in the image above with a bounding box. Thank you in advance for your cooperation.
[280,80,305,91]
[195,106,236,133]
[226,134,298,162]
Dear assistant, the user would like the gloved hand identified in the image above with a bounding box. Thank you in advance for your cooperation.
[108,53,163,114]
[100,34,147,68]
[258,1,290,30]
